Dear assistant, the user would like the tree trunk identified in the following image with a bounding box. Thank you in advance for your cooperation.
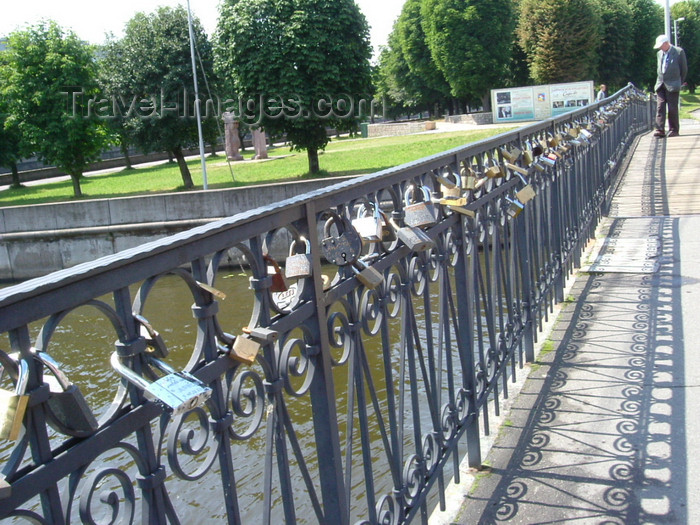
[70,171,83,198]
[173,146,194,189]
[481,93,491,112]
[120,140,133,170]
[307,147,320,174]
[209,142,218,157]
[10,163,22,189]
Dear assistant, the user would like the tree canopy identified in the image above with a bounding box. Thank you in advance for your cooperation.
[215,0,374,174]
[2,21,107,197]
[673,0,700,93]
[99,6,216,189]
[517,0,602,85]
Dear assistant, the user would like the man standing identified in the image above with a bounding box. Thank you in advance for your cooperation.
[654,34,688,138]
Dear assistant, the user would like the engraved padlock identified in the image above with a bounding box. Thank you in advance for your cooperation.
[110,353,212,417]
[436,168,462,199]
[285,238,313,279]
[321,212,363,266]
[404,185,438,228]
[351,202,383,243]
[0,357,29,441]
[34,350,98,436]
[380,210,434,252]
[263,254,288,293]
[351,258,384,289]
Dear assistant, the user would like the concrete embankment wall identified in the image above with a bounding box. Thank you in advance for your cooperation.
[0,176,355,281]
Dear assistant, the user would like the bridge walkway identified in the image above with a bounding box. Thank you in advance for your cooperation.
[441,118,700,524]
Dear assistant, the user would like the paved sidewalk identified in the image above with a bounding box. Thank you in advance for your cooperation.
[449,119,700,524]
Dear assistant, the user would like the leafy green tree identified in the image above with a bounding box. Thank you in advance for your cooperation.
[3,22,107,197]
[595,0,634,91]
[0,52,26,189]
[215,0,373,174]
[397,0,452,106]
[517,0,602,84]
[103,7,216,189]
[673,0,700,93]
[421,0,515,109]
[628,0,664,91]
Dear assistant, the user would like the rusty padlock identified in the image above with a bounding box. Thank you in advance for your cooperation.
[320,212,362,266]
[263,254,288,293]
[404,185,438,228]
[285,238,313,279]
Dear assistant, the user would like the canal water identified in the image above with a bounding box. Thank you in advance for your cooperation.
[0,265,468,523]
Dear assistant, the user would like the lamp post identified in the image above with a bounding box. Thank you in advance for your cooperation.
[673,17,686,47]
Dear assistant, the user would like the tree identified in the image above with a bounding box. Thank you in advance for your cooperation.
[0,51,25,189]
[628,0,664,91]
[673,0,700,93]
[517,0,602,85]
[3,22,107,197]
[421,0,515,109]
[595,0,634,91]
[215,0,373,174]
[101,7,216,189]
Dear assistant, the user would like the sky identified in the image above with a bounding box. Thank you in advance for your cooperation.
[0,0,406,58]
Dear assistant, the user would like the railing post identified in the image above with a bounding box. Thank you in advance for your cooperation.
[454,216,482,468]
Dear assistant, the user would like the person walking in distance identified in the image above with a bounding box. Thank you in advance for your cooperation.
[653,34,687,138]
[596,84,607,102]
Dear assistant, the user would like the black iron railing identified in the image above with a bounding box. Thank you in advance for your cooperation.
[0,84,652,524]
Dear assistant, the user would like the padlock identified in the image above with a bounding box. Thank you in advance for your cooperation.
[499,147,522,163]
[440,196,467,207]
[460,167,478,190]
[505,163,537,203]
[285,238,313,279]
[404,185,438,228]
[436,169,462,199]
[34,351,98,436]
[447,204,476,218]
[110,353,212,417]
[0,357,29,441]
[351,259,384,289]
[320,212,363,266]
[522,150,534,166]
[485,165,504,179]
[134,314,168,358]
[263,254,288,293]
[351,203,383,243]
[380,211,434,252]
[230,334,261,365]
[505,197,525,218]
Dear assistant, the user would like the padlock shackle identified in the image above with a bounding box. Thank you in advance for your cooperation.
[15,358,28,396]
[110,352,152,392]
[33,350,73,390]
[404,184,431,207]
[289,236,311,256]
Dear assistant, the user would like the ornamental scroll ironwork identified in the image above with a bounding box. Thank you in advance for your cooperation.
[0,85,652,524]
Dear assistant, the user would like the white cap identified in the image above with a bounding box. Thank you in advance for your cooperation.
[654,35,670,49]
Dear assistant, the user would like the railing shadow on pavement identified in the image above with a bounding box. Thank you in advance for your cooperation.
[460,216,687,524]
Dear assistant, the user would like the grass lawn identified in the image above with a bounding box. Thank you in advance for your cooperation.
[680,91,700,120]
[0,127,517,207]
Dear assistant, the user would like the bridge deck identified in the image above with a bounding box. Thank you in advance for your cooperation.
[443,118,700,524]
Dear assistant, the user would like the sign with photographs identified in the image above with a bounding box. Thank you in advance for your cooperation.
[492,81,594,123]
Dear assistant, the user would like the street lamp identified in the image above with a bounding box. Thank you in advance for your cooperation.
[673,17,685,47]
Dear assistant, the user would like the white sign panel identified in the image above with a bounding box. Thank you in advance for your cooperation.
[492,81,595,123]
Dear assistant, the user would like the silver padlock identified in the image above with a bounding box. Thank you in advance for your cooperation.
[111,353,212,417]
[0,357,29,441]
[34,351,98,436]
[285,238,313,279]
[381,211,435,252]
[351,203,383,243]
[506,197,525,218]
[404,185,438,228]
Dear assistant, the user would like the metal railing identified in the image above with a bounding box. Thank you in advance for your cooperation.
[0,84,652,524]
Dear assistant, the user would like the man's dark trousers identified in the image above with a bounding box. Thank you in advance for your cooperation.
[656,85,680,134]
